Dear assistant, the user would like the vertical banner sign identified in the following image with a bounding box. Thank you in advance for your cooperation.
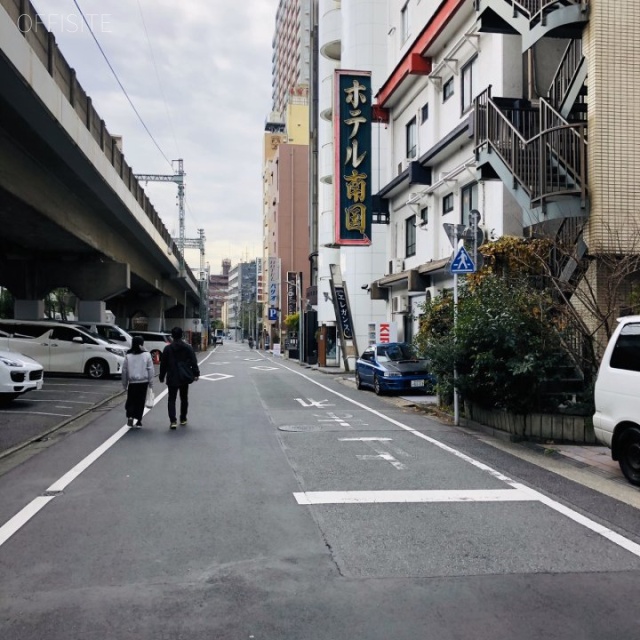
[332,285,354,340]
[268,257,279,308]
[256,257,263,302]
[334,70,372,245]
[286,271,297,316]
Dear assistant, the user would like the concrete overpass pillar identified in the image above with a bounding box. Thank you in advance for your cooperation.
[77,300,107,322]
[14,299,45,319]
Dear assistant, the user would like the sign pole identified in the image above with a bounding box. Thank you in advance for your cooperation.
[453,272,459,426]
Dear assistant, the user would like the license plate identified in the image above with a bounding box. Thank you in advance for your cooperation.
[411,379,425,387]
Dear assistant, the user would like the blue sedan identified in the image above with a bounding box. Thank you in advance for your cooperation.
[355,342,435,395]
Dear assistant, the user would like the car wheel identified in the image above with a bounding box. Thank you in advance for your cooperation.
[618,427,640,486]
[355,371,364,390]
[85,358,109,380]
[0,393,20,405]
[373,374,384,395]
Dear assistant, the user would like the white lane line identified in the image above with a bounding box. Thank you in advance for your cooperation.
[294,489,538,505]
[0,497,56,546]
[46,425,132,492]
[0,353,217,546]
[276,360,640,559]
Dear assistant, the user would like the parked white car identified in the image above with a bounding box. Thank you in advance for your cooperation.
[0,319,126,379]
[593,315,640,485]
[127,330,172,362]
[0,349,44,403]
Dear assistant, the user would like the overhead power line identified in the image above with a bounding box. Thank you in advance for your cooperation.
[71,0,173,169]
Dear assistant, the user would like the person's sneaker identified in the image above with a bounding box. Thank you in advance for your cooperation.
[180,418,187,426]
[127,417,134,427]
[135,420,143,428]
[170,421,177,429]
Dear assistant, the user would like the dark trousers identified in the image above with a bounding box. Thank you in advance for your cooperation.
[125,382,148,422]
[167,384,189,422]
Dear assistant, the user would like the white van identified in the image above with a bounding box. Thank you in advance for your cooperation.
[0,319,126,379]
[593,315,640,486]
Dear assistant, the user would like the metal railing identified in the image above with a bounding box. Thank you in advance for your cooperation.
[548,39,583,110]
[476,0,589,25]
[474,87,587,207]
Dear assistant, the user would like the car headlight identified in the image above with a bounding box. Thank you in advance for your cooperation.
[383,371,402,377]
[0,355,22,367]
[106,347,126,357]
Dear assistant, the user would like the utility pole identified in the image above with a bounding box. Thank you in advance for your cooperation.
[135,159,187,272]
[136,161,209,332]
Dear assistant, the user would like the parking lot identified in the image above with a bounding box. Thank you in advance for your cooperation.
[0,372,129,457]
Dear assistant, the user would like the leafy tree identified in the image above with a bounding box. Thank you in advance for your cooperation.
[416,274,568,414]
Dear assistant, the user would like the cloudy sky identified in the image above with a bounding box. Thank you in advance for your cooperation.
[30,0,275,276]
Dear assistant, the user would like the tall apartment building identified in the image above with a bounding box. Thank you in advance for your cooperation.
[272,0,311,113]
[263,0,312,353]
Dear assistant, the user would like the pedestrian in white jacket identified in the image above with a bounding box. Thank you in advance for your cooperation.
[122,336,154,427]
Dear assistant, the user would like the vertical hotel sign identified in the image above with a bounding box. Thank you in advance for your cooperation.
[334,70,372,245]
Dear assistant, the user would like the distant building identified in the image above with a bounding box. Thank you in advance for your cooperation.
[208,259,230,325]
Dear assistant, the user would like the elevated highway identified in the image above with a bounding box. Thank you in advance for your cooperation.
[0,0,201,329]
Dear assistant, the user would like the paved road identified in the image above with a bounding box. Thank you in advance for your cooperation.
[1,343,639,639]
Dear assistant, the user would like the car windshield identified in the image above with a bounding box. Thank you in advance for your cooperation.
[377,343,420,362]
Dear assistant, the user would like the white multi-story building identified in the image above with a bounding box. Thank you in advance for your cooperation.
[312,0,638,363]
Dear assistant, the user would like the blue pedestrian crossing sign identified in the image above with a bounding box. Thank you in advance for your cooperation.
[450,246,475,274]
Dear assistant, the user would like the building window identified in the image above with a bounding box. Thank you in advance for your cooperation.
[443,77,454,103]
[406,215,416,257]
[420,102,429,124]
[420,206,428,226]
[461,182,478,226]
[401,2,409,42]
[461,56,477,113]
[406,116,417,159]
[442,192,454,214]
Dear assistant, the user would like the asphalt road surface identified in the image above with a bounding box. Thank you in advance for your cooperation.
[1,343,639,639]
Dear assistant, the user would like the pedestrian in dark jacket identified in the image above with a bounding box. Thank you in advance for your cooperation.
[122,336,154,428]
[159,326,200,429]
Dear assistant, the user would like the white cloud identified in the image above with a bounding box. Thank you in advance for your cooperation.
[30,0,275,273]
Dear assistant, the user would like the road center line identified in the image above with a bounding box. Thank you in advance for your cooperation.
[276,359,640,559]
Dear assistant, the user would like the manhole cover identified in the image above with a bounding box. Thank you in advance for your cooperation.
[278,424,322,432]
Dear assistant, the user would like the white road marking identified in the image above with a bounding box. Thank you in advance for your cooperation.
[0,497,56,546]
[275,359,640,559]
[198,373,233,382]
[339,437,392,442]
[294,489,538,505]
[252,366,280,371]
[356,451,406,470]
[295,398,334,408]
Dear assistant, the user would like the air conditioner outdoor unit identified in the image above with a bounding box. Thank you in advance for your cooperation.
[391,295,408,313]
[393,258,404,273]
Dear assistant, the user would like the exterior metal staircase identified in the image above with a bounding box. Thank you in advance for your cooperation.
[474,0,589,50]
[474,87,587,228]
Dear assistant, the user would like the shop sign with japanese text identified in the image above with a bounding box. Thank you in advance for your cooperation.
[287,271,297,316]
[334,70,372,246]
[333,286,354,340]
